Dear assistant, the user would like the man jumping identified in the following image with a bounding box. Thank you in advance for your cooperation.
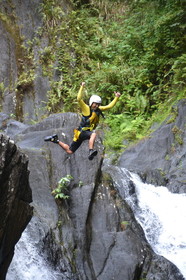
[44,82,121,160]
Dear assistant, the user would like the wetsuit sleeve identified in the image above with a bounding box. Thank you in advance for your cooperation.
[77,85,90,116]
[99,96,119,111]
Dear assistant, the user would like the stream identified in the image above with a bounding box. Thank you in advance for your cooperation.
[6,168,186,279]
[129,172,186,279]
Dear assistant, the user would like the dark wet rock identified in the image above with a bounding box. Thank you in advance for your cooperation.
[3,112,183,280]
[0,134,33,279]
[119,99,186,193]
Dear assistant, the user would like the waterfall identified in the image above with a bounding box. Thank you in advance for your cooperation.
[6,164,186,279]
[129,172,186,279]
[6,226,63,280]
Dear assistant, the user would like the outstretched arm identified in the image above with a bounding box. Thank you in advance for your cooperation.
[77,82,85,102]
[99,91,121,111]
[77,82,90,116]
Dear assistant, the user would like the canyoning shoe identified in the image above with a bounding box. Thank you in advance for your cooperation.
[88,149,98,160]
[44,134,59,143]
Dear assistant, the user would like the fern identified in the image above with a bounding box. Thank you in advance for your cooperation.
[51,175,73,200]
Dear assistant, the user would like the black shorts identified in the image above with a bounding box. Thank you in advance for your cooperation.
[69,130,93,153]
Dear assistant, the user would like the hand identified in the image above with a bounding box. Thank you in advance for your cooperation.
[81,82,85,87]
[114,91,121,97]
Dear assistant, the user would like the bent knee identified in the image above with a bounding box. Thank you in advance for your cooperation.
[91,132,97,137]
[67,149,74,154]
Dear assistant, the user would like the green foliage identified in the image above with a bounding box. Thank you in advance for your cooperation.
[172,125,183,145]
[172,54,186,86]
[104,113,149,150]
[39,0,186,151]
[0,82,5,93]
[1,0,185,147]
[51,174,73,199]
[16,69,35,90]
[0,82,5,109]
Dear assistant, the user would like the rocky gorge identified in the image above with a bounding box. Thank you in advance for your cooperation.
[0,0,186,279]
[0,100,186,280]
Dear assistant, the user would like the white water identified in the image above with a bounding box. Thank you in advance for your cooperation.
[129,173,186,279]
[6,167,186,279]
[6,227,62,280]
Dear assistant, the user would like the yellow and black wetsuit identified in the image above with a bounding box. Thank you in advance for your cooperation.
[77,85,119,130]
[69,85,119,152]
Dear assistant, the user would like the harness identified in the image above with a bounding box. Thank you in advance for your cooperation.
[78,107,104,132]
[73,108,104,142]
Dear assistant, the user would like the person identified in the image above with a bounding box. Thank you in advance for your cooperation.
[44,82,121,160]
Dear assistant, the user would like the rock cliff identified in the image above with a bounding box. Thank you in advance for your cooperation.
[0,109,184,280]
[119,99,186,194]
[0,0,70,122]
[0,0,185,279]
[0,134,33,279]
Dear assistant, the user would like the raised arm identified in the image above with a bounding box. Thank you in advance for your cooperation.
[77,82,90,116]
[99,92,121,111]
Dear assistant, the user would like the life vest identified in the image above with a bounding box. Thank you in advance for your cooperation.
[73,108,104,142]
[79,107,104,131]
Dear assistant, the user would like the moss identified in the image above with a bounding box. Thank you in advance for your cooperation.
[0,11,25,70]
[172,125,183,145]
[0,7,35,121]
[165,154,170,161]
[120,220,130,231]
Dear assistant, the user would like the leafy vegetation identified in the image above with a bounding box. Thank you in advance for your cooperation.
[52,174,73,199]
[8,0,185,150]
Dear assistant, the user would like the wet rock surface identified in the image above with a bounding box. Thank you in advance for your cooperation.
[119,99,186,194]
[0,134,33,279]
[1,111,184,280]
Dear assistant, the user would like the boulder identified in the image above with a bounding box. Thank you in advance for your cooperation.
[0,134,33,279]
[2,112,184,280]
[119,99,186,193]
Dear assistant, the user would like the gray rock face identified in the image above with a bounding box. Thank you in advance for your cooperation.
[0,0,185,278]
[1,111,184,280]
[0,0,50,121]
[0,0,73,123]
[0,19,18,115]
[119,99,186,193]
[0,134,33,279]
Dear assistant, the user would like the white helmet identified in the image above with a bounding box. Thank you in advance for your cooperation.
[89,95,102,106]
